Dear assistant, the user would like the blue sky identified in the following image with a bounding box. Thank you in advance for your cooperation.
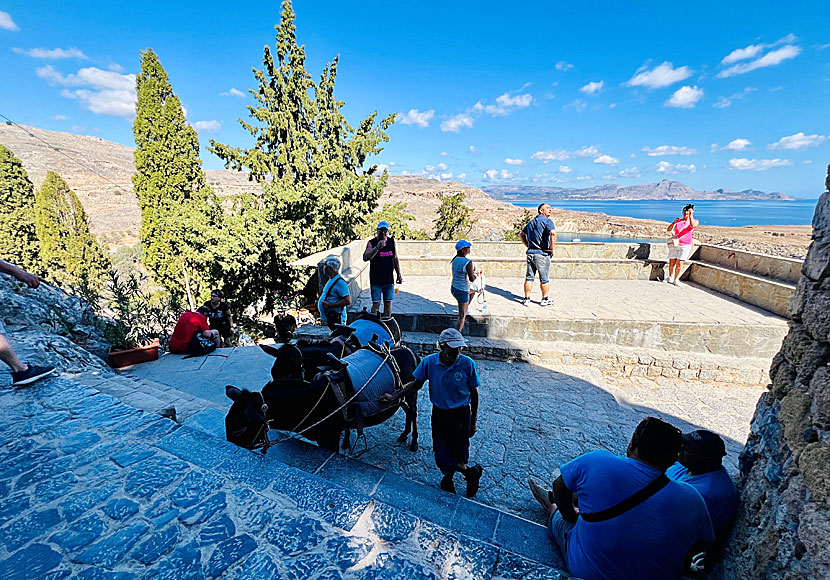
[1,1,829,197]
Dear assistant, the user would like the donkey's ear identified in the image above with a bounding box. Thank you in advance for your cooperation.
[260,344,281,358]
[226,385,243,401]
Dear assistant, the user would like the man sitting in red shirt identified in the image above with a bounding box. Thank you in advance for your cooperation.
[168,311,221,355]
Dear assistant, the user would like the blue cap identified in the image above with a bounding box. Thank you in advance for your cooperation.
[455,239,472,251]
[377,220,390,230]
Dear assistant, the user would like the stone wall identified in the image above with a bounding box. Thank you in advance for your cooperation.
[696,244,802,284]
[719,185,830,579]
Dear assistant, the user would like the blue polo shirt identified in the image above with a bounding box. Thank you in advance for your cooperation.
[560,450,714,580]
[522,214,556,254]
[412,352,481,410]
[317,275,350,326]
[667,462,738,538]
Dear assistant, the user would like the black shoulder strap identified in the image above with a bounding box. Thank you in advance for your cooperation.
[580,474,670,523]
[323,275,343,301]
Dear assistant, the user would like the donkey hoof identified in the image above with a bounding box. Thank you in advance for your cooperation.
[341,438,350,450]
[397,433,408,443]
[410,441,419,452]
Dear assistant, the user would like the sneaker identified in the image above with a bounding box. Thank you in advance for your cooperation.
[666,277,675,284]
[520,297,530,306]
[672,279,682,287]
[464,464,483,498]
[440,474,456,494]
[11,364,56,387]
[539,297,552,307]
[528,478,553,513]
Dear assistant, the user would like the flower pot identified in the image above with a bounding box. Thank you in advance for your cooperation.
[108,339,160,369]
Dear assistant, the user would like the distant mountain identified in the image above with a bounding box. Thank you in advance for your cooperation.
[482,180,795,201]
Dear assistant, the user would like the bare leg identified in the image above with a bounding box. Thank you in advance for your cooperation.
[523,280,533,299]
[540,282,550,300]
[668,259,678,280]
[675,260,685,280]
[371,301,381,315]
[456,300,470,331]
[0,335,26,372]
[383,300,392,317]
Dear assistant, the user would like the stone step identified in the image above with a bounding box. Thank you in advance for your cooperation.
[400,256,673,280]
[295,325,772,385]
[685,261,796,317]
[0,374,566,579]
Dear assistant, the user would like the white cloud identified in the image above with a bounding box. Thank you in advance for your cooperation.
[558,165,572,173]
[457,173,467,180]
[374,163,389,173]
[564,99,587,112]
[555,61,573,71]
[107,62,125,73]
[0,11,18,31]
[468,146,478,155]
[618,167,641,178]
[437,162,448,171]
[220,87,246,98]
[721,44,764,65]
[193,120,221,132]
[624,62,692,89]
[656,161,696,174]
[712,86,756,109]
[711,138,752,152]
[768,132,829,150]
[594,155,619,165]
[504,158,525,165]
[37,65,136,118]
[472,93,533,116]
[531,145,600,164]
[51,114,69,120]
[399,108,435,128]
[641,145,698,156]
[440,151,448,157]
[483,168,514,181]
[728,158,793,171]
[440,172,453,179]
[665,85,703,108]
[580,81,604,95]
[718,45,801,78]
[576,176,591,181]
[13,47,88,59]
[440,113,474,133]
[609,103,617,108]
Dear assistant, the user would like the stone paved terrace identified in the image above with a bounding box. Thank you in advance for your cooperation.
[120,346,766,521]
[0,375,570,579]
[352,277,788,357]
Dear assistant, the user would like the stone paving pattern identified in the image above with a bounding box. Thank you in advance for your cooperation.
[0,376,569,579]
[123,345,766,521]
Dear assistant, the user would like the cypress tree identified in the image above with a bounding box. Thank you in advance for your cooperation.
[208,0,394,309]
[34,171,110,292]
[0,144,41,273]
[132,48,222,305]
[434,192,475,241]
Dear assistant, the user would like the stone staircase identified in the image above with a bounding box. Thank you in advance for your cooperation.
[0,374,567,579]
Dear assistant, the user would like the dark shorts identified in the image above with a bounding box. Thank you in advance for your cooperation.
[451,286,470,304]
[431,404,471,476]
[526,253,551,284]
[187,331,217,357]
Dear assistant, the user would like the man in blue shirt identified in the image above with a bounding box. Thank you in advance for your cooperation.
[529,417,715,580]
[519,203,556,306]
[317,256,352,331]
[386,328,483,496]
[667,430,738,575]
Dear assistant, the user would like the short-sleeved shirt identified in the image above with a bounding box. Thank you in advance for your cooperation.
[202,301,231,335]
[560,449,715,580]
[168,312,210,353]
[317,275,350,326]
[666,463,737,538]
[412,352,481,410]
[368,237,397,286]
[522,214,556,254]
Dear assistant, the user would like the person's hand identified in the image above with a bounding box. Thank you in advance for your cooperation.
[321,301,331,308]
[469,422,477,437]
[14,269,41,288]
[396,275,403,284]
[377,238,387,249]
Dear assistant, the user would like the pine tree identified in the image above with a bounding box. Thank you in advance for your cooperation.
[34,171,110,292]
[132,48,223,306]
[0,144,41,273]
[208,0,395,309]
[434,192,475,241]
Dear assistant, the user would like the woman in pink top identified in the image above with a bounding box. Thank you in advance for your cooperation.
[666,204,698,286]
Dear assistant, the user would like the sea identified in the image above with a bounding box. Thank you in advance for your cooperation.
[509,199,819,228]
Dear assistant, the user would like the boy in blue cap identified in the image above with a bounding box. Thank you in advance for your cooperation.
[362,220,402,316]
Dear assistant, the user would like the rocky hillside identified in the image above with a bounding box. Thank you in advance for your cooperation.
[483,180,794,201]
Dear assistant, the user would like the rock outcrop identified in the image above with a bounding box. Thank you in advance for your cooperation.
[719,175,830,578]
[0,273,111,375]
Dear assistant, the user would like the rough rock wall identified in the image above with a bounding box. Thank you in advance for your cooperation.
[718,179,830,578]
[0,273,111,374]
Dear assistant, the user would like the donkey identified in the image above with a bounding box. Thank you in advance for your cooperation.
[225,342,421,453]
